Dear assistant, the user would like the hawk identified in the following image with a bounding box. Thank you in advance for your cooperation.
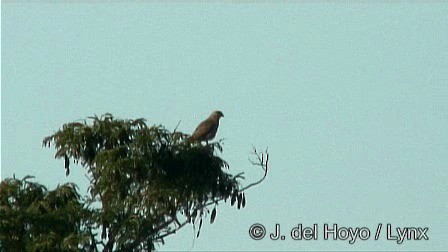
[190,111,224,143]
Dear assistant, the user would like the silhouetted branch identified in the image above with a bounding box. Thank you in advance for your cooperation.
[240,147,269,191]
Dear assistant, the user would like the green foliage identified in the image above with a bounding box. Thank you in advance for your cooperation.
[0,114,268,251]
[0,176,90,251]
[40,114,252,251]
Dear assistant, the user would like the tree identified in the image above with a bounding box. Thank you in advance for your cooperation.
[0,176,90,251]
[1,113,268,251]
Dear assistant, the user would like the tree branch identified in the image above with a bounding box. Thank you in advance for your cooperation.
[240,148,269,191]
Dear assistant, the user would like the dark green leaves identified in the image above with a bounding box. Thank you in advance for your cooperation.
[64,154,70,176]
[210,207,217,224]
[0,177,90,251]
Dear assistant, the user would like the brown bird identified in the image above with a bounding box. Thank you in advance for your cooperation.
[190,111,224,143]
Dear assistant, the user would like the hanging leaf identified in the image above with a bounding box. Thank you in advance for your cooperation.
[237,193,242,209]
[64,154,70,176]
[199,218,203,231]
[231,191,237,206]
[101,225,107,240]
[242,193,246,208]
[210,207,217,224]
[191,209,198,224]
[197,218,203,238]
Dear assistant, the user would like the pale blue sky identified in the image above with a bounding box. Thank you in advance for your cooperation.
[2,2,448,251]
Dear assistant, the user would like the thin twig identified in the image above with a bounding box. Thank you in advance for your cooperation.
[240,148,269,191]
[239,169,267,191]
[173,120,181,133]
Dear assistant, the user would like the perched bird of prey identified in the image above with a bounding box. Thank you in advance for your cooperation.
[190,111,224,143]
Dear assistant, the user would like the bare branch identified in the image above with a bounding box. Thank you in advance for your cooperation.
[240,148,269,192]
[173,120,181,133]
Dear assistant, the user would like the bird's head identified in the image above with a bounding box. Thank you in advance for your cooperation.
[212,111,224,118]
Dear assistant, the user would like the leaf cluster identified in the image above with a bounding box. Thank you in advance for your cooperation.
[0,176,90,251]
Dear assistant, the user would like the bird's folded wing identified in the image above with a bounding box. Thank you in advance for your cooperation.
[191,120,216,140]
